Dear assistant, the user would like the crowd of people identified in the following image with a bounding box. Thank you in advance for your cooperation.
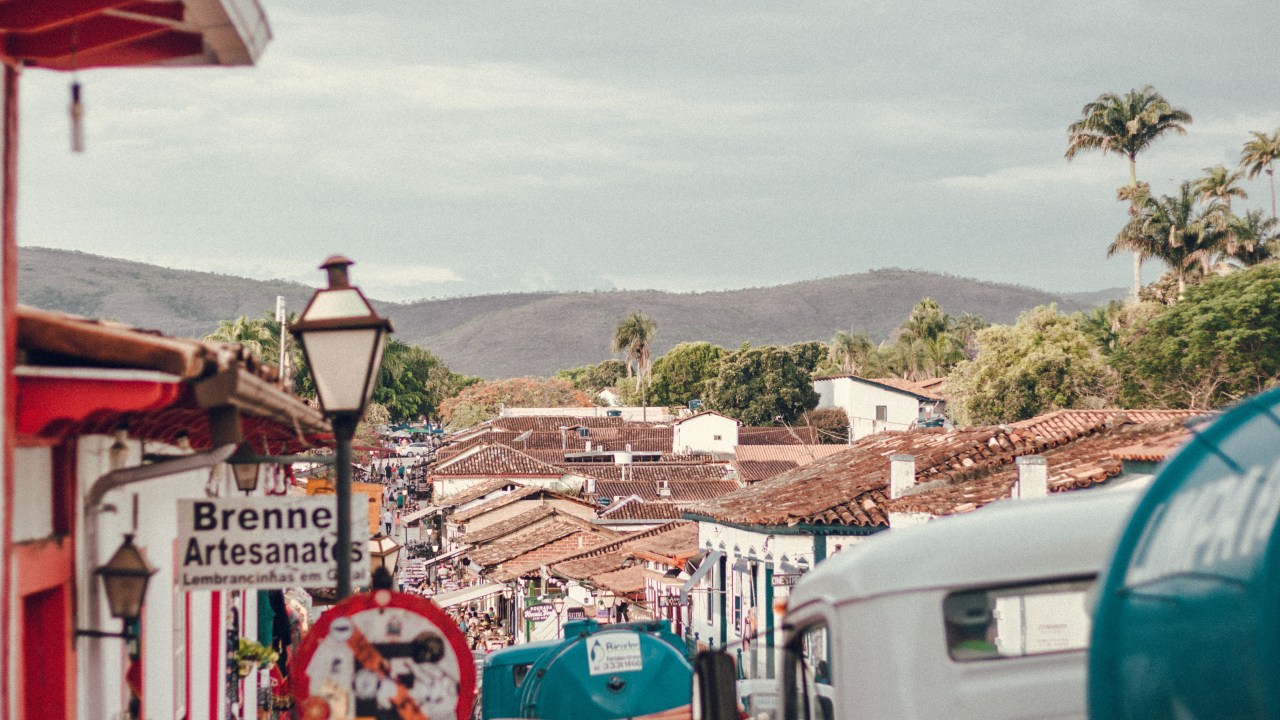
[449,608,512,651]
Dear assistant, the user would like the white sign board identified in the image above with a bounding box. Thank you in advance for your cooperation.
[177,496,369,591]
[586,632,644,676]
[1022,590,1090,654]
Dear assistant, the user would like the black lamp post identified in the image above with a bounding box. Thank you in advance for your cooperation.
[291,255,393,599]
[369,534,402,590]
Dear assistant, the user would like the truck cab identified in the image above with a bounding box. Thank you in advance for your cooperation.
[700,485,1144,720]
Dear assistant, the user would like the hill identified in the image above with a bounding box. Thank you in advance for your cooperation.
[17,247,1119,379]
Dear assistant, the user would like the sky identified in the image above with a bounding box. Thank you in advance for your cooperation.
[15,1,1280,302]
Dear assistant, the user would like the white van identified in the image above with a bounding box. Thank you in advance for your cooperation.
[696,485,1144,720]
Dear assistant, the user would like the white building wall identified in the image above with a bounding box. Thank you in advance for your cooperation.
[818,378,923,440]
[77,435,257,720]
[672,415,739,455]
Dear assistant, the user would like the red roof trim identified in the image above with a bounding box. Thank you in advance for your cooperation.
[16,372,182,437]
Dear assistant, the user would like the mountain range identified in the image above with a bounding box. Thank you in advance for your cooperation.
[17,247,1121,379]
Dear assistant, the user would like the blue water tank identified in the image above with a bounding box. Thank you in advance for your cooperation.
[1090,386,1280,720]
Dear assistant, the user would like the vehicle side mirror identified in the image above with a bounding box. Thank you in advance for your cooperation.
[692,650,738,720]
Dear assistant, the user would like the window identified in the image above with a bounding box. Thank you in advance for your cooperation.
[943,577,1094,662]
[875,405,888,422]
[713,434,722,441]
[784,622,834,720]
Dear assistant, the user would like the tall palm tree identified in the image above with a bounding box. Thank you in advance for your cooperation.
[1066,86,1193,300]
[612,311,657,380]
[1240,129,1280,220]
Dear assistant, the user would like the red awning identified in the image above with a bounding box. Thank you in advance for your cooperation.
[0,0,270,70]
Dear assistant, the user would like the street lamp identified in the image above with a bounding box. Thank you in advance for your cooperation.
[551,596,566,638]
[231,461,259,494]
[77,534,156,640]
[291,255,394,599]
[369,534,402,590]
[598,589,618,623]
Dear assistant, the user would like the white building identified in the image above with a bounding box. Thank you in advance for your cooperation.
[672,411,740,456]
[812,375,946,440]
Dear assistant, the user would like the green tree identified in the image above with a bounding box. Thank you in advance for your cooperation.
[707,345,819,426]
[205,314,275,359]
[438,377,594,430]
[947,306,1119,425]
[1110,265,1280,409]
[1066,86,1193,300]
[827,331,875,374]
[1073,300,1127,356]
[555,359,628,395]
[649,342,727,406]
[785,341,830,375]
[1241,129,1280,220]
[887,298,966,379]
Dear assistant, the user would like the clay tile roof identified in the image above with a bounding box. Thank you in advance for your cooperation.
[437,479,523,508]
[886,418,1193,516]
[493,415,626,432]
[733,445,846,483]
[567,464,731,483]
[599,500,686,521]
[593,566,648,594]
[487,527,623,581]
[548,522,695,581]
[468,520,588,567]
[432,444,568,477]
[452,486,594,524]
[733,460,799,483]
[594,480,741,503]
[688,410,1196,527]
[625,522,699,558]
[462,506,559,545]
[737,426,820,445]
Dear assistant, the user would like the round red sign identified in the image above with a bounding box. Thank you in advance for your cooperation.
[290,589,476,719]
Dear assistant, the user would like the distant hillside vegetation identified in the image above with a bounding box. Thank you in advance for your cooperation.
[18,247,1120,379]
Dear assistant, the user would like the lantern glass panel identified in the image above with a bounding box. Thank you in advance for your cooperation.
[301,328,384,414]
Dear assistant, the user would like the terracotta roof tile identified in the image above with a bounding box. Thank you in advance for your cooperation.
[432,444,568,477]
[595,480,740,503]
[449,486,593,524]
[468,521,584,567]
[598,500,686,521]
[687,412,1193,527]
[737,427,819,445]
[887,419,1192,516]
[593,566,648,593]
[437,479,524,507]
[811,374,945,401]
[568,464,731,483]
[493,416,627,432]
[733,460,799,483]
[462,506,558,545]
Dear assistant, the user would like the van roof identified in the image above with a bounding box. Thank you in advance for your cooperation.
[789,485,1144,607]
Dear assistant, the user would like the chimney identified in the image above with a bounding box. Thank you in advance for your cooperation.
[586,440,592,452]
[560,426,568,450]
[889,454,915,500]
[657,480,671,498]
[1015,455,1047,498]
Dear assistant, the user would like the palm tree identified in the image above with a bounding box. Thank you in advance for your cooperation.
[1228,209,1280,267]
[1196,164,1248,211]
[1116,182,1220,297]
[1240,129,1280,220]
[612,312,657,380]
[206,315,275,359]
[1066,86,1193,300]
[829,331,874,374]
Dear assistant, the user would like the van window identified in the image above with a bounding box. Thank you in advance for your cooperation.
[943,577,1094,662]
[784,622,834,720]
